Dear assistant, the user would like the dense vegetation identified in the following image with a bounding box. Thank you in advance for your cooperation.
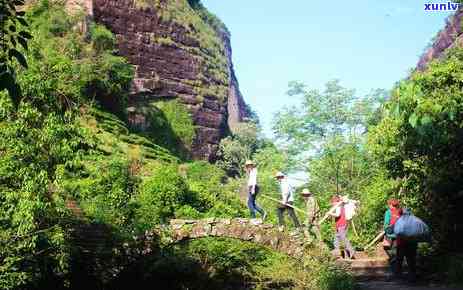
[0,0,31,103]
[368,47,463,279]
[0,1,352,290]
[272,47,463,285]
[4,0,463,288]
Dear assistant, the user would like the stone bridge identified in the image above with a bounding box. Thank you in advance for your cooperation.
[145,218,308,259]
[73,218,308,280]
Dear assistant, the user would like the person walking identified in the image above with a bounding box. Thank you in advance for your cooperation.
[383,198,402,251]
[394,208,418,283]
[330,195,355,259]
[383,198,403,274]
[245,160,266,220]
[275,172,300,231]
[301,188,321,242]
[384,199,403,244]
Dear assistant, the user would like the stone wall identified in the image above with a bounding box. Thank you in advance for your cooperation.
[82,0,249,161]
[149,218,307,258]
[417,9,463,71]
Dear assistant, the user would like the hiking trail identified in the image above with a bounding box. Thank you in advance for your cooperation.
[345,247,460,290]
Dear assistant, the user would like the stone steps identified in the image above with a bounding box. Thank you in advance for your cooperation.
[65,198,114,251]
[349,257,390,281]
[341,248,391,281]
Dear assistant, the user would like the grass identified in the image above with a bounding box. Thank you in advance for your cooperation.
[127,99,196,160]
[80,106,179,164]
[164,238,355,290]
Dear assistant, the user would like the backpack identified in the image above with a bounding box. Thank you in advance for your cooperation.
[344,200,357,221]
[389,207,402,225]
[393,210,431,242]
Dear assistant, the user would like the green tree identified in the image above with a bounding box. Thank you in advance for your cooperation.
[368,46,463,249]
[273,80,385,191]
[0,2,135,287]
[0,96,87,289]
[217,121,259,177]
[0,0,31,105]
[136,165,191,228]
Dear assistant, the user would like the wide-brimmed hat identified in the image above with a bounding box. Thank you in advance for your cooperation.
[301,188,312,196]
[245,160,255,166]
[274,171,285,178]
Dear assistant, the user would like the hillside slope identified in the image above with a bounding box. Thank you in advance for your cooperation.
[66,0,249,161]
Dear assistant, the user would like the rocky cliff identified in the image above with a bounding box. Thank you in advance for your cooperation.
[417,9,463,71]
[67,0,248,161]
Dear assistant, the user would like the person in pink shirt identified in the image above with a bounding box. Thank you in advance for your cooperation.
[330,195,355,259]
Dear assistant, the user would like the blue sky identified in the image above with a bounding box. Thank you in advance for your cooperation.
[202,0,452,137]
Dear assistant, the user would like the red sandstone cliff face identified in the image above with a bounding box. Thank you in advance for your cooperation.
[417,9,463,71]
[68,0,248,161]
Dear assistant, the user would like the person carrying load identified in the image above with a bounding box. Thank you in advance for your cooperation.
[301,188,321,242]
[330,195,355,259]
[274,172,301,231]
[393,208,431,283]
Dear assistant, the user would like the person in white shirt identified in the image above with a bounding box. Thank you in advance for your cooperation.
[275,172,300,230]
[245,160,266,220]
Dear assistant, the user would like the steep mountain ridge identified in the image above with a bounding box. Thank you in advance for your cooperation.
[417,8,463,70]
[66,0,249,161]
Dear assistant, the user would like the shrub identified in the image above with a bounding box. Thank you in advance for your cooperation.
[217,122,259,177]
[154,100,196,152]
[184,161,247,218]
[217,137,250,177]
[0,97,85,289]
[175,205,203,219]
[86,53,134,116]
[56,156,137,231]
[185,161,226,185]
[354,170,397,244]
[90,24,116,53]
[134,100,195,159]
[368,46,463,249]
[136,165,191,229]
[204,195,247,218]
[49,8,73,36]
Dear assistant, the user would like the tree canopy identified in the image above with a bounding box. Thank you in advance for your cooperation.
[0,0,31,105]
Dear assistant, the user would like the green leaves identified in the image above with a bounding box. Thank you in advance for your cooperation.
[0,0,31,106]
[0,99,86,289]
[90,24,116,53]
[409,113,419,128]
[8,48,27,68]
[369,45,463,250]
[273,80,386,171]
[217,121,259,177]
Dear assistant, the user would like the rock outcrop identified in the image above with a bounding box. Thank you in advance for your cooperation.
[68,0,249,160]
[417,8,463,71]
